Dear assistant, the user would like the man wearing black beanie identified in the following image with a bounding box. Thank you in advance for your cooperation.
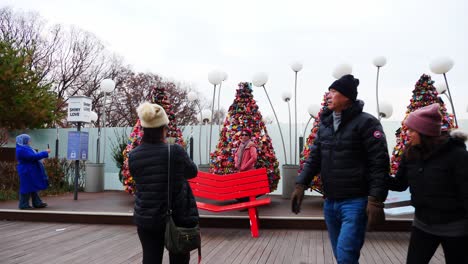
[292,74,389,264]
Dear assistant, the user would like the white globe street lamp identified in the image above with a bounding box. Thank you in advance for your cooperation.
[302,104,321,139]
[332,64,352,79]
[217,71,228,130]
[378,101,393,119]
[430,57,458,127]
[207,70,223,161]
[201,108,212,163]
[282,91,293,163]
[373,56,387,120]
[98,79,115,164]
[252,72,288,164]
[290,61,303,164]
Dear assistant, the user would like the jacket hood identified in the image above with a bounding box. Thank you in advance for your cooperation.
[449,130,467,149]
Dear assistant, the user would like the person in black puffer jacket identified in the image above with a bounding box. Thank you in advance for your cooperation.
[386,103,468,264]
[292,74,389,264]
[129,102,199,264]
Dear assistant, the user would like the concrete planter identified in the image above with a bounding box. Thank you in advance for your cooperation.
[281,164,300,199]
[85,163,104,192]
[197,164,210,172]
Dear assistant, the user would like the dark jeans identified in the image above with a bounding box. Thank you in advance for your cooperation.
[324,197,368,264]
[137,225,190,264]
[407,226,468,264]
[19,192,43,209]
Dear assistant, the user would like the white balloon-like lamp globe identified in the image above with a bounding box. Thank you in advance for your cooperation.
[373,56,387,67]
[100,79,116,93]
[90,111,98,123]
[307,104,321,118]
[332,64,353,79]
[435,82,447,95]
[429,57,457,127]
[201,109,212,123]
[379,101,393,119]
[252,72,269,87]
[290,61,303,72]
[187,91,198,102]
[208,70,223,85]
[221,71,228,81]
[429,57,454,74]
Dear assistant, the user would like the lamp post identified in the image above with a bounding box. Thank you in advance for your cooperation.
[217,72,228,129]
[373,56,387,120]
[430,57,458,127]
[378,101,393,119]
[99,79,116,164]
[207,71,223,162]
[302,104,321,139]
[282,91,292,163]
[89,111,98,161]
[435,82,452,103]
[300,104,321,156]
[252,72,288,165]
[290,62,303,165]
[201,109,212,164]
[188,91,203,164]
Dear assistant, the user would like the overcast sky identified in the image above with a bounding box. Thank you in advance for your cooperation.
[3,0,468,125]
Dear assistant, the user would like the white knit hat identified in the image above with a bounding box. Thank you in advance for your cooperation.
[137,102,169,128]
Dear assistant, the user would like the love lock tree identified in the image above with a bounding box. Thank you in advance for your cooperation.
[121,82,186,194]
[390,74,456,175]
[210,82,280,191]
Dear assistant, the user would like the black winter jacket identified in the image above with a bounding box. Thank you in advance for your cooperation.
[129,142,199,229]
[386,133,468,225]
[296,100,389,201]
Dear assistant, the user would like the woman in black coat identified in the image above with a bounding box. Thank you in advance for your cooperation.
[128,102,199,264]
[386,103,468,264]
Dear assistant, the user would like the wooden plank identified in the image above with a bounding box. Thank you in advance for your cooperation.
[0,221,432,264]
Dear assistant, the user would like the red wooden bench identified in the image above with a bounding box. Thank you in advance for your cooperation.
[188,168,271,238]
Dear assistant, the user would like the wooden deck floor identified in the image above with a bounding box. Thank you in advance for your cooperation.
[0,221,445,264]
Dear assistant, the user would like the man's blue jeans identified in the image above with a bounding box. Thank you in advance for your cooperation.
[324,197,368,264]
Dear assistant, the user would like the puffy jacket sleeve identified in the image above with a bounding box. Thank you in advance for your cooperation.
[385,156,409,192]
[361,118,389,201]
[454,148,468,216]
[240,145,257,171]
[296,129,321,187]
[17,147,48,162]
[174,144,198,179]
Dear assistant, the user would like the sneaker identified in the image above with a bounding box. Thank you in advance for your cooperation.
[33,203,48,208]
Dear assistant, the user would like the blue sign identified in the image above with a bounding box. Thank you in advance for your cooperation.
[67,131,89,160]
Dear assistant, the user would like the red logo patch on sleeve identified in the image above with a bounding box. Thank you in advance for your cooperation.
[373,131,383,139]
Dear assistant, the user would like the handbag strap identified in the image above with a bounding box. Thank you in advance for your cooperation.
[167,143,202,263]
[167,144,173,215]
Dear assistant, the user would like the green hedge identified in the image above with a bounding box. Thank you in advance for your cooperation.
[0,158,86,201]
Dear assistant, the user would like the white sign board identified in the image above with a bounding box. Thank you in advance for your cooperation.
[67,96,92,123]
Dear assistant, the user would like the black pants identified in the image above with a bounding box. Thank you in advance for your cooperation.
[407,226,468,264]
[137,225,190,264]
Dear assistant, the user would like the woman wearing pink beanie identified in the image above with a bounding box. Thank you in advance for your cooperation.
[386,103,468,264]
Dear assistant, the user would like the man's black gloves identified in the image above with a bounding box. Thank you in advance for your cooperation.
[291,184,306,214]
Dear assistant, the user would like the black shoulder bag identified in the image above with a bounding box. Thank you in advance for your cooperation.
[164,144,201,261]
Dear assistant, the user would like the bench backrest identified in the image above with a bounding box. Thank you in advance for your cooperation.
[188,168,270,201]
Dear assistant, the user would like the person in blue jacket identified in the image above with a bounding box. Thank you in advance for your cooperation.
[16,134,50,209]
